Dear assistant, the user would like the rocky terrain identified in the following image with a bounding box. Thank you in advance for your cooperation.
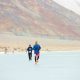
[0,0,80,50]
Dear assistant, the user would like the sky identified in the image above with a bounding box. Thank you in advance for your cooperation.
[53,0,80,15]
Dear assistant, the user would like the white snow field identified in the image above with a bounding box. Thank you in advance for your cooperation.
[0,51,80,80]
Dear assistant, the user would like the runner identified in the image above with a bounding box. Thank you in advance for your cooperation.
[33,41,41,64]
[27,45,33,61]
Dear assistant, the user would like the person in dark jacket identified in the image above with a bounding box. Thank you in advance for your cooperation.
[27,45,33,60]
[33,41,41,64]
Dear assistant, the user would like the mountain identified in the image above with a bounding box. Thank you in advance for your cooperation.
[54,0,80,15]
[0,0,80,40]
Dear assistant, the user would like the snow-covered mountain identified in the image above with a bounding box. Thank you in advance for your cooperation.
[0,0,80,40]
[54,0,80,15]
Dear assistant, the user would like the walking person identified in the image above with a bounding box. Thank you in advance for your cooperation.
[27,45,33,61]
[33,41,41,64]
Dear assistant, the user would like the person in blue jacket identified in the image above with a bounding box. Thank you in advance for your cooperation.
[33,41,41,64]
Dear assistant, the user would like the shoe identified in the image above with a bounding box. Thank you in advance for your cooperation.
[35,60,38,64]
[35,61,37,64]
[36,60,38,63]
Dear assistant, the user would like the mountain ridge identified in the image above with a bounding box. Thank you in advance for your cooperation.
[0,0,80,40]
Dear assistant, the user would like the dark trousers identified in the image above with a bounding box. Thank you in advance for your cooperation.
[35,55,39,62]
[28,53,32,60]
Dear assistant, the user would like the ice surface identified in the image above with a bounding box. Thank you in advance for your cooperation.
[0,51,80,80]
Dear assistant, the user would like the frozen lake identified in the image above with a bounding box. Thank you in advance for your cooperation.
[0,51,80,80]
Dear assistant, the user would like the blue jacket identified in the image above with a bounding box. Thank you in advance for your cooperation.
[33,44,41,54]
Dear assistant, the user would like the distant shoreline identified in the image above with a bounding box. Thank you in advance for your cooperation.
[0,35,80,52]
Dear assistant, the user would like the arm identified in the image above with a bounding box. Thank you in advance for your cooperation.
[32,46,35,50]
[39,45,41,50]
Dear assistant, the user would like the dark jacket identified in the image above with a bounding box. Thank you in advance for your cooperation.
[27,47,32,54]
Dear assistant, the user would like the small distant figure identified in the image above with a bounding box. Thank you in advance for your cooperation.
[4,47,7,54]
[27,45,33,61]
[33,41,41,64]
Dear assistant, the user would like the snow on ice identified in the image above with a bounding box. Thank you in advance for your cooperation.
[0,51,80,80]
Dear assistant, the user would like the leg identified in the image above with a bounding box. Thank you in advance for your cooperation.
[30,53,32,60]
[28,53,31,60]
[37,56,39,60]
[35,56,36,62]
[36,54,39,61]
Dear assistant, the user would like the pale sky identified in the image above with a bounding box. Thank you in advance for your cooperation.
[53,0,80,15]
